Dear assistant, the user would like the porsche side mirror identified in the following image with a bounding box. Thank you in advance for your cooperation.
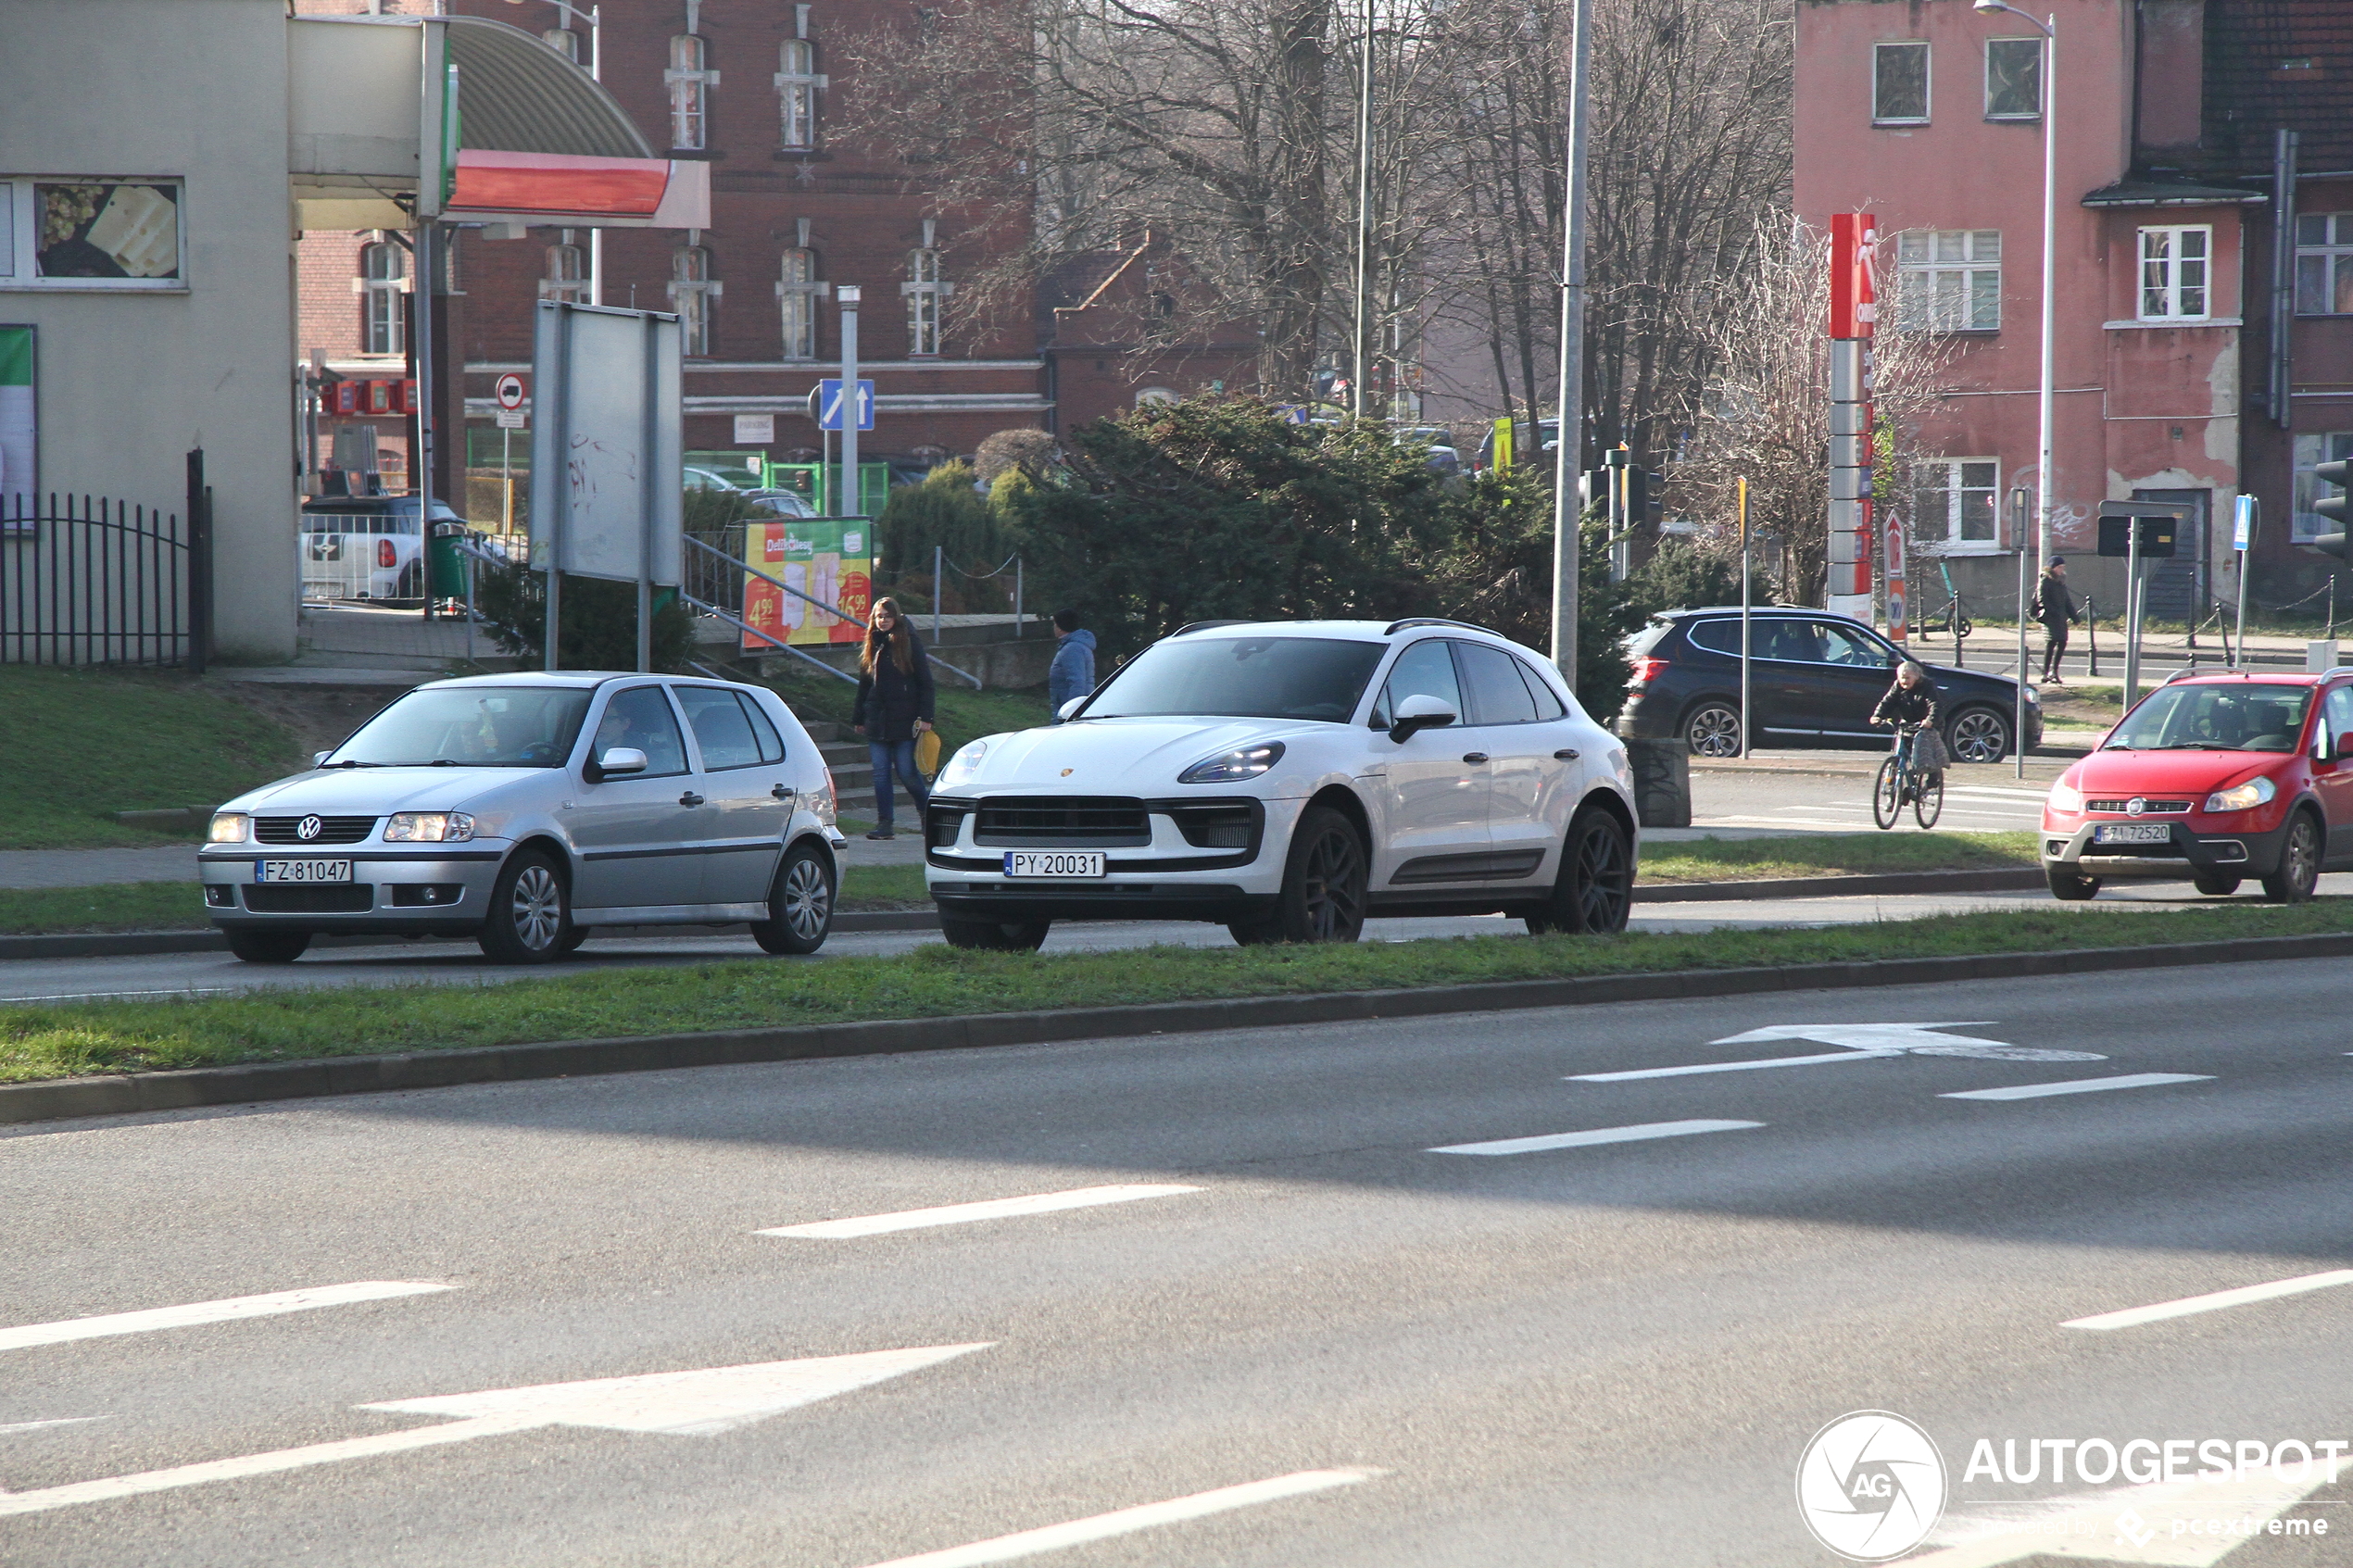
[1390,693,1459,744]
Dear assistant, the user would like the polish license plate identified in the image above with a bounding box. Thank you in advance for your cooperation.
[1002,850,1105,879]
[2093,823,2171,845]
[256,859,354,884]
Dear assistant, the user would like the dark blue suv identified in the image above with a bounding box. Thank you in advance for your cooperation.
[1617,607,2042,762]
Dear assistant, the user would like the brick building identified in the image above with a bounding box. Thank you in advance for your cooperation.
[1794,0,2353,621]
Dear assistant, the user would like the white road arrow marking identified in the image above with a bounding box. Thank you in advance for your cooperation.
[1567,1023,2104,1082]
[0,1343,989,1517]
[0,1281,456,1352]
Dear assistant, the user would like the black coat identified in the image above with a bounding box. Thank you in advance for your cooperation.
[2031,574,2078,628]
[1871,681,1939,730]
[852,633,936,743]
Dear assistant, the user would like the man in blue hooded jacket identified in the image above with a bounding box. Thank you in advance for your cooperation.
[1048,608,1096,721]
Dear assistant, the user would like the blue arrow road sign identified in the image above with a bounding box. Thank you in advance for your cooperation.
[813,379,875,432]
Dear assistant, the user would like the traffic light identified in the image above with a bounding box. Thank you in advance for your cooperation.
[2309,458,2351,561]
[1626,467,1665,528]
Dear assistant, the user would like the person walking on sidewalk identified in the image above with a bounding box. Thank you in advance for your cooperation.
[1048,608,1097,722]
[852,596,936,840]
[2031,557,2080,684]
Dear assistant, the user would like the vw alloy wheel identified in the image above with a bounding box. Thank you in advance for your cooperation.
[510,863,563,952]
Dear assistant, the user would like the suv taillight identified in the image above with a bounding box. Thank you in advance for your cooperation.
[1630,657,1670,685]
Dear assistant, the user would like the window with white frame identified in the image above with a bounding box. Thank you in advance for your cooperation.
[667,34,718,151]
[359,236,406,356]
[2295,213,2353,315]
[2138,226,2210,320]
[1896,230,2001,332]
[543,28,579,61]
[1915,459,2001,550]
[776,40,820,150]
[669,243,720,356]
[775,229,826,358]
[0,179,184,288]
[539,237,587,304]
[2293,433,2353,543]
[1983,37,2042,119]
[904,230,948,356]
[1874,42,1929,123]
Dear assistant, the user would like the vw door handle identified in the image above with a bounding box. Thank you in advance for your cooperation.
[679,791,706,807]
[1462,752,1491,764]
[771,783,792,799]
[1554,748,1580,760]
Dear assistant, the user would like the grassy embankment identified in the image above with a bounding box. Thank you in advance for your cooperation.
[0,667,303,849]
[6,897,2347,1085]
[0,834,2043,935]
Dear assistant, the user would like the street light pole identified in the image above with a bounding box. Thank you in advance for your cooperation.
[1975,1,2057,577]
[1548,0,1593,694]
[1352,0,1374,422]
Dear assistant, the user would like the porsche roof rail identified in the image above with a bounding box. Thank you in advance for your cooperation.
[1383,617,1491,636]
[1170,619,1252,636]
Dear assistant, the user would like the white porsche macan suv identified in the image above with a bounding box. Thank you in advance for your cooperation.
[924,618,1638,948]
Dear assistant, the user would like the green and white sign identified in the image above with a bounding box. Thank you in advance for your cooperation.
[0,325,33,526]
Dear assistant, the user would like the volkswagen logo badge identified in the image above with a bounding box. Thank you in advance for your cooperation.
[2125,797,2146,818]
[297,815,324,841]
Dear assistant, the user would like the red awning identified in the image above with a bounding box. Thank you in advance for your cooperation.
[446,150,709,228]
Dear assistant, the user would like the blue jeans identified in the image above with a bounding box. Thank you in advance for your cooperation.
[870,738,929,831]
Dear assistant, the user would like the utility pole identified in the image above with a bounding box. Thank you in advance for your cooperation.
[837,285,861,522]
[1351,0,1374,422]
[1548,0,1593,694]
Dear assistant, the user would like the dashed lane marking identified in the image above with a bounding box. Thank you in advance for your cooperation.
[2062,1268,2353,1331]
[0,1281,456,1353]
[757,1185,1202,1239]
[1939,1073,2213,1101]
[1428,1120,1762,1156]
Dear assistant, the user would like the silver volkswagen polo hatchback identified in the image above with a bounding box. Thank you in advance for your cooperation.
[199,672,846,964]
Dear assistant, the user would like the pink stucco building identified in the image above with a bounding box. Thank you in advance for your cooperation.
[1796,0,2353,623]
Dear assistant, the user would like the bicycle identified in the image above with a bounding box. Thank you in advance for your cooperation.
[1871,722,1944,830]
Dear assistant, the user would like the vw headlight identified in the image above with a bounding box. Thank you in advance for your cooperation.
[2046,781,2083,813]
[939,741,987,789]
[2203,776,2276,814]
[1178,742,1286,784]
[384,811,475,842]
[207,812,249,844]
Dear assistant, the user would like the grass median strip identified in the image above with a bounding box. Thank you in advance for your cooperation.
[1637,832,2039,884]
[6,899,2349,1085]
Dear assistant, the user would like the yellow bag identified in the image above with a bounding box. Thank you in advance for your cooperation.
[914,728,942,777]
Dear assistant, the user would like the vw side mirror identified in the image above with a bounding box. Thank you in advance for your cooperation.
[595,746,648,778]
[1390,693,1459,744]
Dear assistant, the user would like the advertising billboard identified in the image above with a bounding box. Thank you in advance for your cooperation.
[741,517,873,653]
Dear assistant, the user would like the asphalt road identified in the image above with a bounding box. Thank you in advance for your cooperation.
[5,960,2349,1566]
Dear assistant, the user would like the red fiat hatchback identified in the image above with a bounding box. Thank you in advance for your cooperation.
[2041,671,2353,902]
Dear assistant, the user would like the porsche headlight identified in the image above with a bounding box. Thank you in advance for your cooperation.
[384,811,475,842]
[207,812,249,844]
[2204,776,2276,814]
[2046,781,2083,813]
[1178,742,1286,784]
[939,741,987,789]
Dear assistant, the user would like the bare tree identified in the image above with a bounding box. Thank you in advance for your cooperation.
[1667,214,1952,602]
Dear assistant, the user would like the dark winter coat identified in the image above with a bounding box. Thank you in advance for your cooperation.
[853,633,937,743]
[2031,573,2078,628]
[1871,681,1940,730]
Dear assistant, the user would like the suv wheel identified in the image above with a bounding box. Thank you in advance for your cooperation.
[1527,808,1633,935]
[1265,805,1367,943]
[2045,867,2099,901]
[478,849,572,963]
[940,918,1051,951]
[2261,811,2322,904]
[1683,702,1743,759]
[1947,707,2011,765]
[226,929,312,964]
[750,841,835,954]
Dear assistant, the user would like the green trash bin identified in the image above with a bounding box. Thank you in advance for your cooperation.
[427,521,470,600]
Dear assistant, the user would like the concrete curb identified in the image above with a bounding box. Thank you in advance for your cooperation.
[0,872,2062,961]
[6,927,2349,1126]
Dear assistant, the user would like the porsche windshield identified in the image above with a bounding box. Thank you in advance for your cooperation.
[1082,636,1386,723]
[2104,683,2312,753]
[328,688,593,768]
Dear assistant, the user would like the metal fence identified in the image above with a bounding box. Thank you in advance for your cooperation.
[0,460,211,670]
